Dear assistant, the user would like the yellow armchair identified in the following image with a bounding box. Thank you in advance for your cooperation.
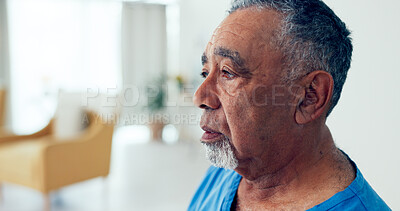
[0,111,114,210]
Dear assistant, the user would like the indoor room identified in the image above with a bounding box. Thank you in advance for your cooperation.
[0,0,399,210]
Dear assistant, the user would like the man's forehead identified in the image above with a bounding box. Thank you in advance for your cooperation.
[204,23,257,61]
[201,9,284,79]
[212,22,257,42]
[207,16,260,51]
[204,9,281,57]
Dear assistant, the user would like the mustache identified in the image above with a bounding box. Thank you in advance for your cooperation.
[200,112,223,134]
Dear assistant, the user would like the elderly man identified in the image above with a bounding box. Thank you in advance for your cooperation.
[189,0,390,210]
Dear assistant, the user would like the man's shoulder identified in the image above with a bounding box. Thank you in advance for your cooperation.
[189,161,391,211]
[346,170,391,211]
[309,166,391,211]
[188,166,241,211]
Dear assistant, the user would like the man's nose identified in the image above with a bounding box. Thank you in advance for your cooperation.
[193,77,221,110]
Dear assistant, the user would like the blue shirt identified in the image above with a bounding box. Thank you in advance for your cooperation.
[189,160,390,210]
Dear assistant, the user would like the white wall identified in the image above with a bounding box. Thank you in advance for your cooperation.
[324,0,400,209]
[179,0,231,82]
[179,0,400,209]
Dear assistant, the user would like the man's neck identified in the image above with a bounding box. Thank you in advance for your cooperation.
[233,126,356,210]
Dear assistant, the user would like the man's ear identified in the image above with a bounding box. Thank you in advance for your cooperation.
[295,71,334,124]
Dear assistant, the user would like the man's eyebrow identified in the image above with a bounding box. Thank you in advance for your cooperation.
[214,47,251,77]
[201,53,208,66]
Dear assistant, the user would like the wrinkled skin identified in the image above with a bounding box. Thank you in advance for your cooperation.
[194,8,300,180]
[193,8,355,210]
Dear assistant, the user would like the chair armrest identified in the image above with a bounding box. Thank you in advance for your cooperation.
[41,124,113,191]
[0,119,54,144]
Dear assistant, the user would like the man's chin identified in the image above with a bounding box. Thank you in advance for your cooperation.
[201,137,239,170]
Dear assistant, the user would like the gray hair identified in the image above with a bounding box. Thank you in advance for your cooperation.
[230,0,353,116]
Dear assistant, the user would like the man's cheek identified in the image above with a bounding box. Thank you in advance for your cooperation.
[218,78,245,95]
[220,83,252,108]
[223,104,253,138]
[219,85,253,126]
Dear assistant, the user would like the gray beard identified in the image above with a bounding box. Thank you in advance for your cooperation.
[201,136,239,170]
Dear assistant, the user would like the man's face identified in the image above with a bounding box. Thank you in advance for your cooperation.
[194,9,299,172]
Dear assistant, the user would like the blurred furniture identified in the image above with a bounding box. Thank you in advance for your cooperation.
[0,111,114,211]
[0,89,5,126]
[0,89,11,137]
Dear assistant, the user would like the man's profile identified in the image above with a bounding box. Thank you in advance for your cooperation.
[189,0,390,210]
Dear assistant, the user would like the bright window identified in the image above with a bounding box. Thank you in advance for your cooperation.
[7,0,122,134]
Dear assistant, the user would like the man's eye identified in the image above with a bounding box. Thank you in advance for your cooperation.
[200,71,209,78]
[222,68,236,79]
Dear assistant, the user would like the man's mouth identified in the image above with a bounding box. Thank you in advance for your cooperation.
[201,126,224,142]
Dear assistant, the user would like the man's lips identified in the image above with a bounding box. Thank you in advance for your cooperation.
[201,126,223,142]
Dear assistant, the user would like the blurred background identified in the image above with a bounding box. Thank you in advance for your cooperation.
[0,0,399,210]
